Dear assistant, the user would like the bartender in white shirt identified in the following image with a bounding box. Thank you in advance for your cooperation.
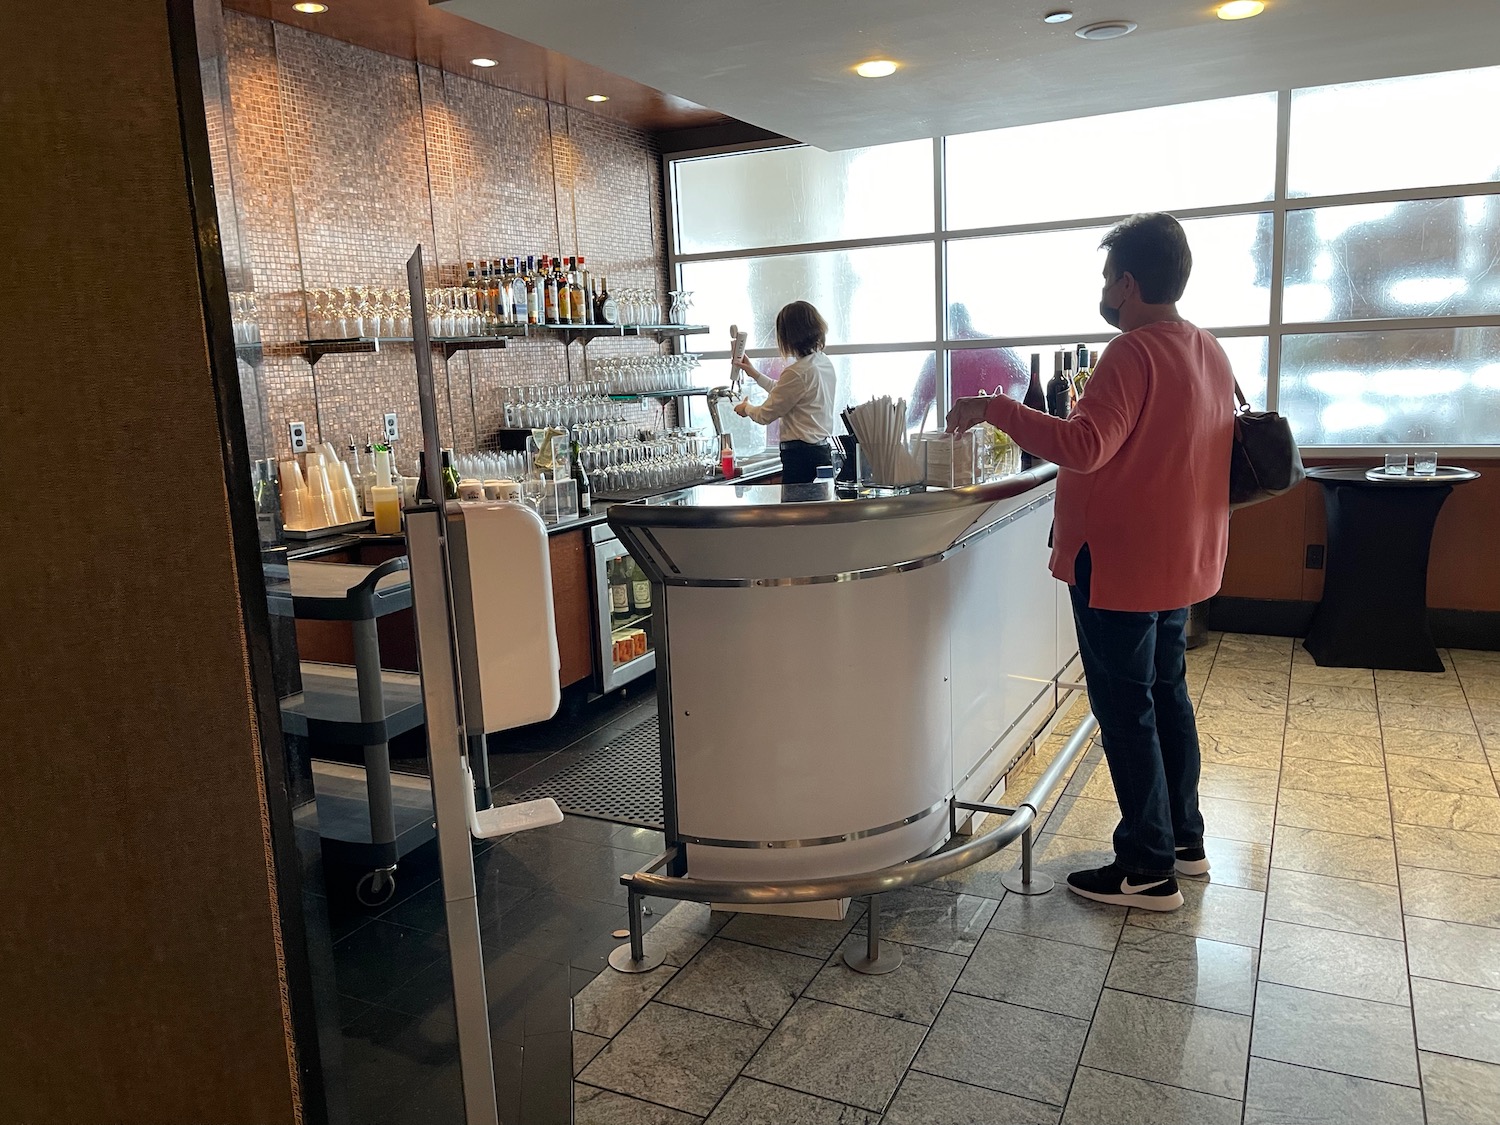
[732,301,841,484]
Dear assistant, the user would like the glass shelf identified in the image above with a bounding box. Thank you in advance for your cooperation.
[609,609,654,634]
[297,331,522,365]
[608,385,722,401]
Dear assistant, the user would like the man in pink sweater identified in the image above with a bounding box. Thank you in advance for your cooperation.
[947,213,1235,912]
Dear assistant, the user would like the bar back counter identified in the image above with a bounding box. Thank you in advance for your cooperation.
[607,465,1087,967]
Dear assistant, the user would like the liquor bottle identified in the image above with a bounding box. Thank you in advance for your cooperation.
[543,257,559,324]
[568,258,586,326]
[1046,353,1071,418]
[440,449,460,500]
[534,255,546,325]
[569,433,592,515]
[508,258,526,324]
[476,260,492,330]
[628,558,651,612]
[556,258,572,324]
[608,557,630,622]
[595,276,616,325]
[578,256,593,324]
[1020,354,1046,470]
[465,259,478,295]
[1076,343,1089,381]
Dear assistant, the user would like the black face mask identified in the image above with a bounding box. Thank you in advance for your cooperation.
[1098,298,1122,329]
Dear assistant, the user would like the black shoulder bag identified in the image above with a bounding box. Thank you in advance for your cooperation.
[1229,381,1305,510]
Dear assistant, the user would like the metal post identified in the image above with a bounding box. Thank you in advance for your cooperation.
[844,894,902,976]
[1001,822,1055,895]
[609,888,666,973]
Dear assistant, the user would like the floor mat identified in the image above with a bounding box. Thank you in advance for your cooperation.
[515,714,663,829]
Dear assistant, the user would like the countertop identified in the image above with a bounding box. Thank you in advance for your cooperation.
[282,455,783,560]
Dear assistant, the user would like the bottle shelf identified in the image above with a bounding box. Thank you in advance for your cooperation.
[610,609,653,634]
[295,324,706,365]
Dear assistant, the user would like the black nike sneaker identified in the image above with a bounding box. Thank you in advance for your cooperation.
[1066,863,1184,911]
[1175,844,1211,877]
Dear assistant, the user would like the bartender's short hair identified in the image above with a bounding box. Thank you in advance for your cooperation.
[775,301,828,357]
[1100,213,1193,304]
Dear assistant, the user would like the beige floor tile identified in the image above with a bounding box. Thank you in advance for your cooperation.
[1279,758,1388,800]
[1258,919,1409,1006]
[1395,824,1500,877]
[1380,727,1488,763]
[1200,734,1284,772]
[1377,667,1461,686]
[1389,787,1500,835]
[1286,704,1382,739]
[1198,762,1281,804]
[1127,878,1265,948]
[1207,664,1290,690]
[1406,916,1500,991]
[1471,707,1500,747]
[1458,677,1500,705]
[1291,664,1377,688]
[1276,789,1393,839]
[1197,706,1287,743]
[1380,703,1478,736]
[1287,684,1379,712]
[1282,729,1384,767]
[1048,797,1118,844]
[1386,755,1497,797]
[1200,682,1289,716]
[1411,978,1500,1066]
[1376,681,1471,709]
[1400,867,1500,929]
[1196,836,1271,892]
[1271,825,1398,885]
[1420,1051,1500,1125]
[1448,649,1500,674]
[1264,867,1404,939]
[1201,795,1276,845]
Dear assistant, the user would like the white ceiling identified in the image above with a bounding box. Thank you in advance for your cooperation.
[437,0,1500,151]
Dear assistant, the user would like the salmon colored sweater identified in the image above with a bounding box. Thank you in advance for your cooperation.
[984,321,1235,612]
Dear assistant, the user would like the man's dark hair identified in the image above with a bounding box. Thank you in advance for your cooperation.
[1099,213,1193,304]
[775,300,828,357]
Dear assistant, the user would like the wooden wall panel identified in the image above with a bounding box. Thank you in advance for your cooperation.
[549,530,595,687]
[1220,457,1500,613]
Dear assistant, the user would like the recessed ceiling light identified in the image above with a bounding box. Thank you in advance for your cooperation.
[586,94,609,102]
[471,57,498,67]
[1216,0,1264,18]
[1043,10,1075,23]
[292,2,327,12]
[855,59,899,78]
[1075,20,1138,39]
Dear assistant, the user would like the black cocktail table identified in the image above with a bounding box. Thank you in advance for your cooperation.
[1303,465,1479,671]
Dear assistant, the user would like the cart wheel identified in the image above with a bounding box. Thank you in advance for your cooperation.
[356,867,397,908]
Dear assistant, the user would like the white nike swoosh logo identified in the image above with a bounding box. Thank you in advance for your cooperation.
[1121,878,1167,893]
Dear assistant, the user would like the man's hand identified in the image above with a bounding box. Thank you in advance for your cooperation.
[945,396,991,435]
[733,398,751,417]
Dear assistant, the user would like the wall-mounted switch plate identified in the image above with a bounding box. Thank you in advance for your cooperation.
[289,420,309,453]
[384,412,399,442]
[1305,544,1325,570]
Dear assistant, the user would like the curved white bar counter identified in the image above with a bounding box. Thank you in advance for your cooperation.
[609,467,1080,889]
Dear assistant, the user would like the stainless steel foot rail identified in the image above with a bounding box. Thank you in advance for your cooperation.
[609,710,1099,975]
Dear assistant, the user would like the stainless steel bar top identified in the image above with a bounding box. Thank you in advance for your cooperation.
[607,463,1059,531]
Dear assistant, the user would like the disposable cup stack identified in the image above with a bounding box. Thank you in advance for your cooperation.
[846,396,923,486]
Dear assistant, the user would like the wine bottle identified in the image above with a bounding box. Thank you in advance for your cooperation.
[628,559,651,612]
[1046,353,1071,418]
[609,557,630,622]
[595,276,616,326]
[570,433,592,515]
[1020,354,1046,470]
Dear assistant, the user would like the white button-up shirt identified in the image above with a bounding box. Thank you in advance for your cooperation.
[744,351,839,445]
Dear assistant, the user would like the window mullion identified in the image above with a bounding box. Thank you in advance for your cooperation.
[1267,89,1294,414]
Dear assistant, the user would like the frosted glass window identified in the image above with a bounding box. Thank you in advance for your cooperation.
[1279,326,1500,445]
[944,94,1276,231]
[832,352,936,433]
[673,141,934,255]
[679,244,935,350]
[1283,196,1500,323]
[946,214,1269,339]
[1288,67,1500,198]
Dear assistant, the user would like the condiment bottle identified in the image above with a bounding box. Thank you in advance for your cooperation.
[371,447,401,534]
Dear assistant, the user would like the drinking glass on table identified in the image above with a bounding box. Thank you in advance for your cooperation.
[1384,452,1409,476]
[1414,451,1439,476]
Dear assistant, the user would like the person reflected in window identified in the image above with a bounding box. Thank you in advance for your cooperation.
[946,213,1235,914]
[906,303,1030,431]
[733,301,840,485]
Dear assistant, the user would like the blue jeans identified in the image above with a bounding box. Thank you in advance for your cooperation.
[1069,546,1205,878]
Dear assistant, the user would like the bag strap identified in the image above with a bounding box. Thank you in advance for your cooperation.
[1232,378,1250,412]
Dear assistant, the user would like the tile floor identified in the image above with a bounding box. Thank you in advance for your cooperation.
[571,635,1500,1124]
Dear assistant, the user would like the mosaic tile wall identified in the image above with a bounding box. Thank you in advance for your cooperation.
[209,10,671,465]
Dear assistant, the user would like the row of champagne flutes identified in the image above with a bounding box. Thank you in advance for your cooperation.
[452,450,530,481]
[305,286,415,339]
[583,429,715,495]
[591,354,701,395]
[500,382,643,431]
